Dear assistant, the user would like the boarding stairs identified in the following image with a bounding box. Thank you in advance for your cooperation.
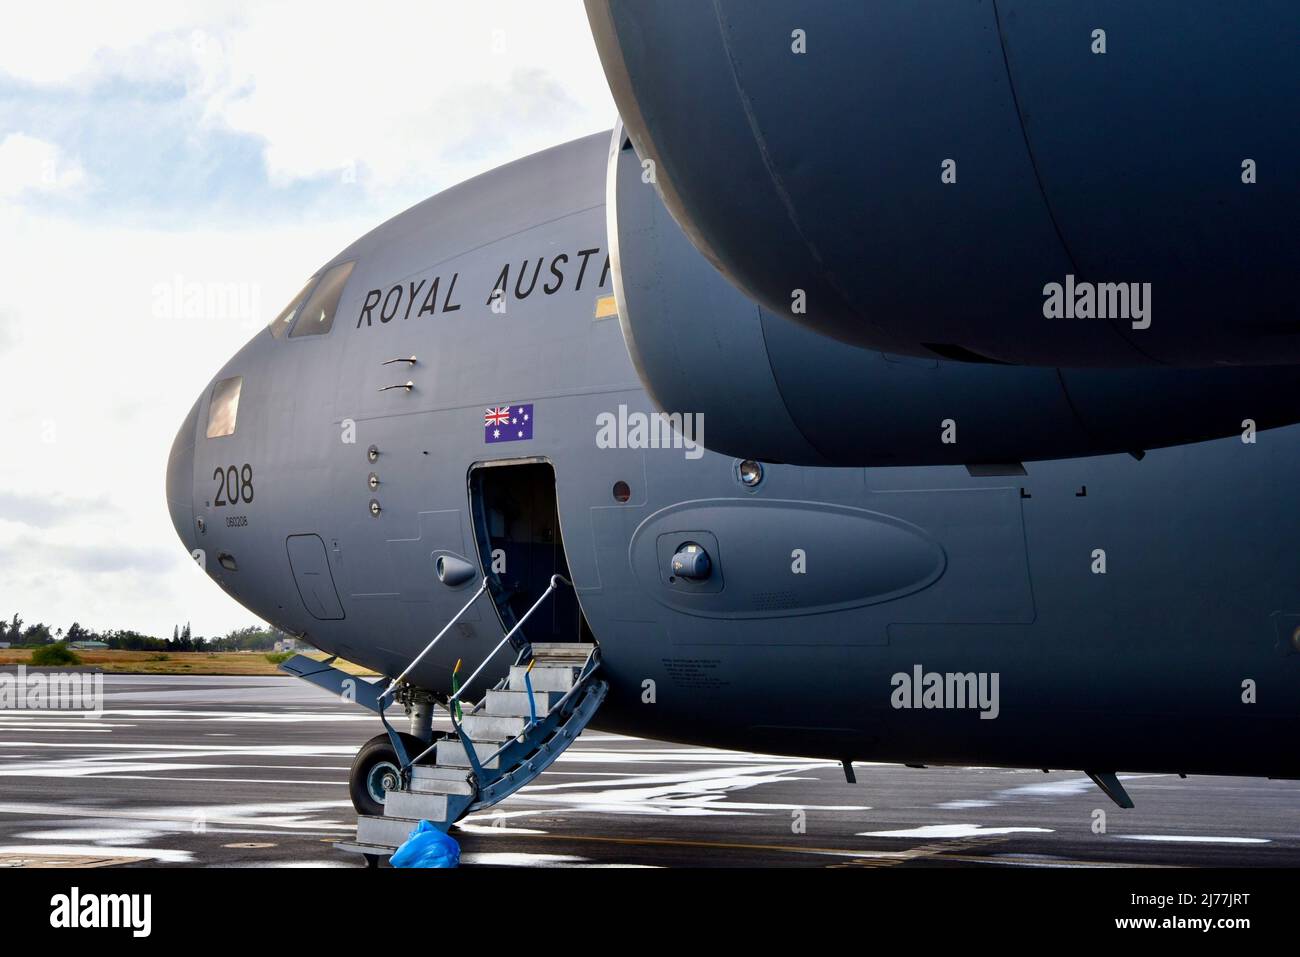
[321,575,607,861]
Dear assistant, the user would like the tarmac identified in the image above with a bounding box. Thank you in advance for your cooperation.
[0,674,1295,868]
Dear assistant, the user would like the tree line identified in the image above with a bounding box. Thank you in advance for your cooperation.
[0,614,294,652]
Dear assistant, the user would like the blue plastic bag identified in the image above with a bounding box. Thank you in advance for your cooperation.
[390,819,460,868]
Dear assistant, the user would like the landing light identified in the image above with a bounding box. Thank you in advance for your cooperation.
[435,555,477,587]
[737,459,763,487]
[671,542,712,580]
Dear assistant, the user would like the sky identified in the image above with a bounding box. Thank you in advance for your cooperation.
[0,1,616,639]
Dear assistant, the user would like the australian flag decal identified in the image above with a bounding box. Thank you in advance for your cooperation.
[484,403,534,444]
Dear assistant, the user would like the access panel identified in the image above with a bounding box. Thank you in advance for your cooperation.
[286,534,346,620]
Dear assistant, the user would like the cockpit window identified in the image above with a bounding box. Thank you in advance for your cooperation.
[206,376,243,438]
[289,260,355,337]
[269,278,317,339]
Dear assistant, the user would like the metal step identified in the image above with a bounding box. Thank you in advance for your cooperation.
[383,789,449,822]
[409,764,475,796]
[330,583,604,856]
[357,814,424,849]
[460,712,528,741]
[436,737,503,769]
[508,664,579,692]
[486,689,563,717]
[335,839,397,859]
[470,678,609,809]
[530,642,594,662]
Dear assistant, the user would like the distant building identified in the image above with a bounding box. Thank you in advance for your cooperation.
[68,640,108,650]
[273,638,302,653]
[0,641,10,649]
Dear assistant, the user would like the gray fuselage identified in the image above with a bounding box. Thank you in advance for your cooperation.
[167,132,1300,779]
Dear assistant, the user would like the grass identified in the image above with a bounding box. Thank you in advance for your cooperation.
[29,643,82,667]
[0,648,378,676]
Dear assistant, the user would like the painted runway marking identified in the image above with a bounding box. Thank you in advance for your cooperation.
[997,773,1167,800]
[858,825,1054,839]
[0,851,149,868]
[943,853,1173,869]
[498,762,868,817]
[456,831,886,860]
[16,828,166,842]
[0,799,355,835]
[462,852,592,866]
[828,838,1012,868]
[1115,834,1270,844]
[0,843,193,864]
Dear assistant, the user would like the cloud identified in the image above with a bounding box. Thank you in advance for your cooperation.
[0,1,617,639]
[0,133,87,199]
[0,535,172,576]
[0,2,614,224]
[0,1,232,87]
[0,307,15,352]
[0,203,377,637]
[0,534,185,638]
[202,3,614,194]
[0,490,117,529]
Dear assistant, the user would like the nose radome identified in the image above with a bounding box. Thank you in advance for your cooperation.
[166,396,201,554]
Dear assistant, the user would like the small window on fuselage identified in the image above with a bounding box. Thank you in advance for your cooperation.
[206,376,243,438]
[289,260,355,337]
[269,277,317,339]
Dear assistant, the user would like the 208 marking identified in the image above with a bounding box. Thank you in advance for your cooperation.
[212,464,254,507]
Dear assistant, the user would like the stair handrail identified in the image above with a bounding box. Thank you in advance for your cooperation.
[380,576,490,702]
[402,574,572,773]
[447,574,572,707]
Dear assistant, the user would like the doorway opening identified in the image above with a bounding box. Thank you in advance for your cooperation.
[468,460,593,647]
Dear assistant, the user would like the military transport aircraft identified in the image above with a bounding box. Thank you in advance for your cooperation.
[165,3,1300,862]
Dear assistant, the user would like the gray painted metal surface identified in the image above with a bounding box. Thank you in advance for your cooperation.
[169,128,1300,793]
[585,0,1300,367]
[606,121,1300,466]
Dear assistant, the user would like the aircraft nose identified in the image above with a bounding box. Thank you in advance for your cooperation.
[166,397,201,553]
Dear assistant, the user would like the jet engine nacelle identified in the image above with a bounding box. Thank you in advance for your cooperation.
[607,125,1300,467]
[587,0,1300,368]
